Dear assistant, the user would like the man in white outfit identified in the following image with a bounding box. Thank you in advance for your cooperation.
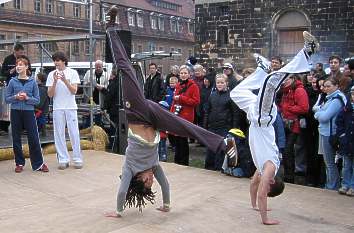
[230,31,319,225]
[46,51,83,169]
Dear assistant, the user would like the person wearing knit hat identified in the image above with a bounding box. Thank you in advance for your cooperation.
[222,62,244,89]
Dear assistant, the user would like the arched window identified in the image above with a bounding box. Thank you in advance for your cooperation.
[273,10,310,61]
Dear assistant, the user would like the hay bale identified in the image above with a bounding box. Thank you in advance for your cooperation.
[91,125,108,151]
[0,126,104,162]
[0,148,14,161]
[42,139,94,155]
[79,127,92,136]
[0,145,30,161]
[42,144,56,155]
[81,139,94,150]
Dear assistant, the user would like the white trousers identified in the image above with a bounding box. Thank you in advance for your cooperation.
[53,109,82,164]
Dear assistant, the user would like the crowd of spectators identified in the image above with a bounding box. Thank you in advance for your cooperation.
[140,54,354,197]
[1,43,354,196]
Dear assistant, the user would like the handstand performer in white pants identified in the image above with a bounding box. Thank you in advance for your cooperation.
[231,31,319,225]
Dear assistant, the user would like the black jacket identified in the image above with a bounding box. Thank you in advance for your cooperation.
[144,72,165,103]
[35,84,49,115]
[1,54,31,84]
[103,78,120,121]
[204,89,239,130]
[336,99,354,156]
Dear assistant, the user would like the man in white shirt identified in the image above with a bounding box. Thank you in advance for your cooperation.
[46,51,83,169]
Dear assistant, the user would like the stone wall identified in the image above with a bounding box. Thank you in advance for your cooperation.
[195,0,354,70]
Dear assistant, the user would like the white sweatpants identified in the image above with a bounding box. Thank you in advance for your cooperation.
[53,109,82,164]
[249,123,280,175]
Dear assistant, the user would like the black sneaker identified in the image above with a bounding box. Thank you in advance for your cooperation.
[254,53,271,73]
[225,136,238,167]
[106,5,119,27]
[303,31,320,55]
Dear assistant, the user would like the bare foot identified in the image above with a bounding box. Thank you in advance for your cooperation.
[156,206,170,212]
[262,219,280,225]
[104,211,122,218]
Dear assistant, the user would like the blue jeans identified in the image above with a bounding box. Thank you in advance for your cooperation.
[158,138,167,161]
[341,155,354,189]
[320,135,340,190]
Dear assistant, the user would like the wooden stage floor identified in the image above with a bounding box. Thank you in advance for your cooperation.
[0,151,353,233]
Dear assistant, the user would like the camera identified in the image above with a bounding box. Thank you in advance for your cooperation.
[174,104,182,115]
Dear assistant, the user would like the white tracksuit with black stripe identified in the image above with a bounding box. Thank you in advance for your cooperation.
[231,48,311,175]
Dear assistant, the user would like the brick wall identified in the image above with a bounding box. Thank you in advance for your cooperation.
[195,0,354,70]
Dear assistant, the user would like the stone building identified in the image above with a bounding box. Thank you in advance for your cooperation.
[101,0,195,75]
[0,0,196,76]
[195,0,354,70]
[0,0,104,63]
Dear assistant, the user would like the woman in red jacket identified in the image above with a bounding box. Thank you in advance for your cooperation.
[279,75,309,184]
[170,65,200,165]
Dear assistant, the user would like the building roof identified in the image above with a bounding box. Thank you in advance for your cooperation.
[103,0,195,19]
[195,0,230,4]
[0,9,102,32]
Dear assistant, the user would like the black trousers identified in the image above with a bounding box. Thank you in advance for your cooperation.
[174,136,189,166]
[107,28,225,155]
[11,109,43,170]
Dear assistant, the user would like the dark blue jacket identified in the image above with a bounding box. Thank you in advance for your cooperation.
[5,76,39,110]
[336,99,354,156]
[205,89,239,130]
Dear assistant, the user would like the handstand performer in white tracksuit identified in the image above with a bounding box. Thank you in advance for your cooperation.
[231,31,319,225]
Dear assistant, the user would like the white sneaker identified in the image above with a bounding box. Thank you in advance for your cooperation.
[73,162,83,169]
[303,31,320,55]
[253,53,271,73]
[58,163,69,170]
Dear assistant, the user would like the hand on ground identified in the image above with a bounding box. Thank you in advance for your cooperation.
[104,211,122,218]
[156,206,170,212]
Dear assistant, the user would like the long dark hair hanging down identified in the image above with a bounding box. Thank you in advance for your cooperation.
[124,175,156,212]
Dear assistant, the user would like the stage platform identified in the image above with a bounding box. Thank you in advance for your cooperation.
[0,130,84,149]
[0,151,353,233]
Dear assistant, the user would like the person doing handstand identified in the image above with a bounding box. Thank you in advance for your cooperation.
[104,6,237,218]
[231,31,319,225]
